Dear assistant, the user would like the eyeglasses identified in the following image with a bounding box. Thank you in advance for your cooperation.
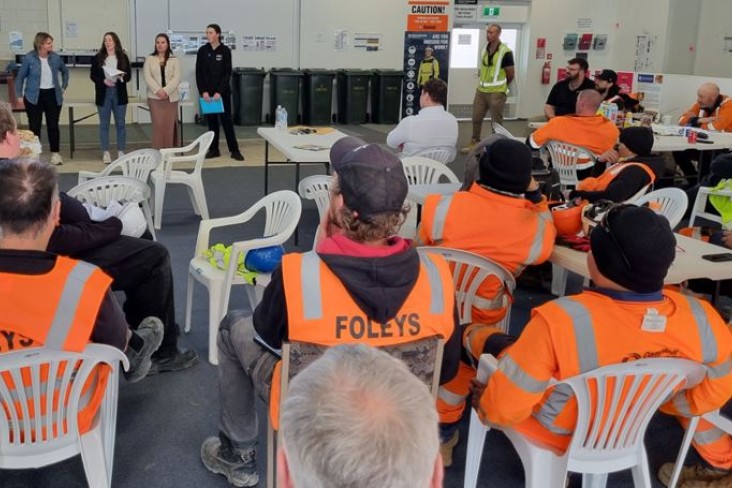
[598,204,632,269]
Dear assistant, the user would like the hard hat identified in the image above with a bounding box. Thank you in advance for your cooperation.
[550,201,586,236]
[118,202,147,238]
[581,200,615,237]
[244,245,285,273]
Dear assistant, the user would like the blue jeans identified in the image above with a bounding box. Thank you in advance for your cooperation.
[98,87,127,151]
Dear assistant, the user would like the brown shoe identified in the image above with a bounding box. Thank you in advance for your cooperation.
[658,462,731,487]
[440,430,460,468]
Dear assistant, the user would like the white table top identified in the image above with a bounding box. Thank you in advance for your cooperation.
[407,183,461,205]
[257,127,348,163]
[550,233,732,284]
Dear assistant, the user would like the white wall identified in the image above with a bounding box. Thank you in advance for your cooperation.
[664,0,699,75]
[694,0,732,78]
[0,0,48,59]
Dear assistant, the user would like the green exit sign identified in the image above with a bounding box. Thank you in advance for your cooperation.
[483,6,500,16]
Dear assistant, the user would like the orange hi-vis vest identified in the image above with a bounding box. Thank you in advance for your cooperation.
[418,183,555,331]
[0,256,113,437]
[479,290,732,453]
[269,250,456,430]
[577,162,656,194]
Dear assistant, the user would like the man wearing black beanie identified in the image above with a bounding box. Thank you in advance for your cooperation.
[569,127,665,203]
[417,135,557,466]
[470,205,732,488]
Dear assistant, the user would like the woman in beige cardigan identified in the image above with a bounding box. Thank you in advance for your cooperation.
[143,33,180,149]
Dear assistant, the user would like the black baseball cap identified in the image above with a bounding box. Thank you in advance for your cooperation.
[329,137,408,220]
[596,69,618,84]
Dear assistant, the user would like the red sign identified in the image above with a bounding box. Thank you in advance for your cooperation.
[616,71,634,94]
[407,1,449,32]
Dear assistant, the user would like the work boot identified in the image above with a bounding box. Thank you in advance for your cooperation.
[124,317,164,383]
[658,462,731,487]
[201,436,259,487]
[206,148,221,159]
[460,139,479,154]
[439,430,460,468]
[149,347,199,374]
[230,151,245,162]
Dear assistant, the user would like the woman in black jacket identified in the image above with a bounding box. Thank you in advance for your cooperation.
[90,31,131,164]
[195,24,243,161]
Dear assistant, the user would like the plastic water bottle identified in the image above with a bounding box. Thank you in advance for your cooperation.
[281,106,288,130]
[608,103,618,125]
[275,105,284,130]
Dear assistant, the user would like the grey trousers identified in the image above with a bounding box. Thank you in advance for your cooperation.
[471,90,507,142]
[217,310,278,449]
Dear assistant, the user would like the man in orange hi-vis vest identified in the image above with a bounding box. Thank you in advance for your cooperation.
[200,136,460,488]
[0,157,164,435]
[417,136,555,467]
[470,205,732,488]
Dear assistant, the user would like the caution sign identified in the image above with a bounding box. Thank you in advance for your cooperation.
[407,0,449,32]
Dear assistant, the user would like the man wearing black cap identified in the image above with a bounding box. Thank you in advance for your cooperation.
[418,136,556,465]
[468,205,732,487]
[569,126,665,203]
[595,69,625,111]
[200,137,461,487]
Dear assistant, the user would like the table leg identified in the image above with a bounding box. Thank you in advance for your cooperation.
[294,161,300,245]
[179,104,185,146]
[69,106,75,159]
[264,141,270,195]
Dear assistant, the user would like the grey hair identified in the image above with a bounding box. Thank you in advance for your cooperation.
[280,344,439,488]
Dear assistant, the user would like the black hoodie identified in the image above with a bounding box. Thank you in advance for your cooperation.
[569,155,666,203]
[253,247,461,383]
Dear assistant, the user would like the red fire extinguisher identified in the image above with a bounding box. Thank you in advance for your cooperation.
[542,61,551,85]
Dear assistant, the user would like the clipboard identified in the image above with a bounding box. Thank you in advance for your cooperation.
[200,97,224,115]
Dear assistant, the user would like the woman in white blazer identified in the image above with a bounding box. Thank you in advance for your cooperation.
[143,33,181,149]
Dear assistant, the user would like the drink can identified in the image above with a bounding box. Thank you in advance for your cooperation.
[688,130,697,144]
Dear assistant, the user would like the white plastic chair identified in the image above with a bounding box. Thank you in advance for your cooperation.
[420,247,516,333]
[401,156,460,185]
[297,175,331,249]
[150,131,215,229]
[77,148,161,185]
[633,187,689,229]
[185,190,302,364]
[689,185,732,230]
[545,141,596,192]
[408,146,458,165]
[67,175,157,241]
[464,356,704,488]
[667,409,732,488]
[0,344,129,488]
[492,122,515,138]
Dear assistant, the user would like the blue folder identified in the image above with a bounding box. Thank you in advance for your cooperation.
[199,97,225,115]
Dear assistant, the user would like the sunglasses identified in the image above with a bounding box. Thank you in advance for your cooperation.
[598,204,633,269]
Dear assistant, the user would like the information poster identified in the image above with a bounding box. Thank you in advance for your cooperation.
[407,0,449,32]
[402,32,450,117]
[635,73,662,111]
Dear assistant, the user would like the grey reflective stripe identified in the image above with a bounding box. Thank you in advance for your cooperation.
[672,392,693,416]
[524,210,551,266]
[553,298,600,372]
[300,252,323,320]
[693,427,726,445]
[499,354,550,394]
[429,195,454,243]
[708,357,732,379]
[45,261,99,350]
[438,386,466,406]
[532,383,575,435]
[684,295,718,364]
[419,253,445,315]
[459,291,506,311]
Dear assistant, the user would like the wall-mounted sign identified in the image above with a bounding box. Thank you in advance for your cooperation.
[407,0,449,32]
[483,6,501,17]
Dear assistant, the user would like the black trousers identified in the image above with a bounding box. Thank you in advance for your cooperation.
[672,149,712,183]
[74,235,180,356]
[25,89,62,153]
[206,95,239,153]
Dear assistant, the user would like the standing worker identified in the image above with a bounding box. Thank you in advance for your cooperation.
[196,23,244,161]
[462,24,515,154]
[15,32,68,165]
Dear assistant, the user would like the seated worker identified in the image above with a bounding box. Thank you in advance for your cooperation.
[278,344,443,488]
[569,126,663,203]
[470,205,732,488]
[199,137,460,487]
[416,136,556,465]
[386,78,458,158]
[594,69,625,111]
[0,159,163,388]
[544,57,596,119]
[530,89,620,179]
[674,82,732,181]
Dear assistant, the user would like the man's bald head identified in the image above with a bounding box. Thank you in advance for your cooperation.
[697,83,721,109]
[576,89,603,115]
